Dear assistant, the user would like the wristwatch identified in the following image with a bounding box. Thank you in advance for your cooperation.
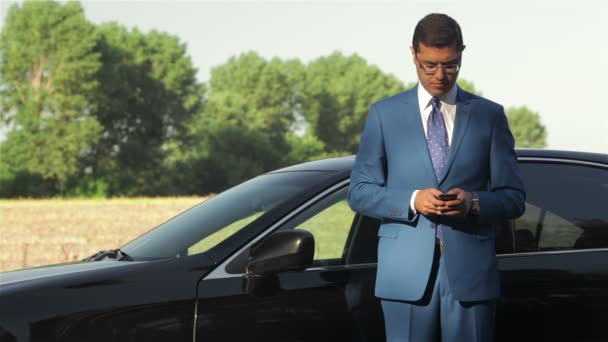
[470,192,480,216]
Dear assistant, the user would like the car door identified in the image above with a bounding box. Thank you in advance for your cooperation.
[496,158,608,342]
[273,185,384,342]
[194,180,384,342]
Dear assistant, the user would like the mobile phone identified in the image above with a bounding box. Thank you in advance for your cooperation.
[438,193,458,201]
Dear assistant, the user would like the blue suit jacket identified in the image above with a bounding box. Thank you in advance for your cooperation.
[347,86,525,302]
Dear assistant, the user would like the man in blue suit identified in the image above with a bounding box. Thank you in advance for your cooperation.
[348,13,525,341]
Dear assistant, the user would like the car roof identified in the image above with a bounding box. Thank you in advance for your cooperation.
[515,148,607,165]
[269,156,355,173]
[269,149,607,173]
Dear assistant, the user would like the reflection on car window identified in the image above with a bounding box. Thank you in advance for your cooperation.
[121,171,332,259]
[188,212,264,255]
[298,199,353,261]
[540,211,583,249]
[514,162,608,252]
[513,203,541,252]
[282,186,356,267]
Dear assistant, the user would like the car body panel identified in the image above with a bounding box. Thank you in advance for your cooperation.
[497,250,608,341]
[1,255,213,342]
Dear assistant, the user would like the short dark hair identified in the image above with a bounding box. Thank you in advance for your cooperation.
[412,13,464,52]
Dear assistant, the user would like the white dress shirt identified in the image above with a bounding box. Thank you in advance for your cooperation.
[409,83,458,213]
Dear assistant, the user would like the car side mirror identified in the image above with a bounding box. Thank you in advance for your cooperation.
[242,230,315,296]
[247,229,315,275]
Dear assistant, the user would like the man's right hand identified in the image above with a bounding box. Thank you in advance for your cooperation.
[414,188,447,216]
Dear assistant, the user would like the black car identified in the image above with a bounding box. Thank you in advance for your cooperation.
[1,149,607,342]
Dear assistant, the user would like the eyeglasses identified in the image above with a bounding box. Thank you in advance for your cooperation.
[416,55,460,75]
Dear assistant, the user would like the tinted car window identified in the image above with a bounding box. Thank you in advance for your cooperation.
[225,183,356,273]
[514,162,608,252]
[121,171,333,259]
[291,187,356,266]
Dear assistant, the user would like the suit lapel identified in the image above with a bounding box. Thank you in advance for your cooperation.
[397,88,438,187]
[438,87,474,185]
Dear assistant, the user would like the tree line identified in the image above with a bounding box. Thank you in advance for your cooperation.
[0,1,547,198]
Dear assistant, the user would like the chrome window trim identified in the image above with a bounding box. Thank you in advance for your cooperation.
[205,262,379,281]
[316,262,377,270]
[517,157,608,169]
[204,179,350,280]
[303,262,378,272]
[497,247,608,258]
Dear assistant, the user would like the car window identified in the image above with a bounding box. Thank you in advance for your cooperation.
[187,212,264,255]
[121,171,333,259]
[281,186,357,267]
[513,162,608,253]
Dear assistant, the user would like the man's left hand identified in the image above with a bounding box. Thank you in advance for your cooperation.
[437,188,472,217]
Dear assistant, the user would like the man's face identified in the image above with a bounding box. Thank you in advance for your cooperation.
[411,43,461,97]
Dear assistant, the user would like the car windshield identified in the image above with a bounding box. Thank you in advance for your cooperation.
[121,171,332,259]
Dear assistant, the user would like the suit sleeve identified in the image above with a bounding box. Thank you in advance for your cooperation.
[476,106,526,223]
[347,105,418,222]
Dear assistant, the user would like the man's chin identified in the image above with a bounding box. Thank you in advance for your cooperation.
[428,83,452,96]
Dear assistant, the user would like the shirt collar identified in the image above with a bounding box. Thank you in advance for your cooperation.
[417,83,458,109]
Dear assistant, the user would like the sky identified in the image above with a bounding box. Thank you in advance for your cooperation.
[1,0,607,153]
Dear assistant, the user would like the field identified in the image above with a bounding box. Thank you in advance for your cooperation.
[0,197,206,272]
[0,197,355,273]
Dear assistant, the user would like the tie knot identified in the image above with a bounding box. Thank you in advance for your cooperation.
[431,97,441,110]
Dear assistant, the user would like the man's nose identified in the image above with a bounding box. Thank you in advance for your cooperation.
[435,67,446,80]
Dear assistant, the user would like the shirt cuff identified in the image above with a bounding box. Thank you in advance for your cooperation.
[410,190,420,214]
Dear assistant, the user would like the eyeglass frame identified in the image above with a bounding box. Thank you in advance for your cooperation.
[415,53,461,75]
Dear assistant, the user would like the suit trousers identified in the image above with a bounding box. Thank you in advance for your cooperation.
[381,249,496,342]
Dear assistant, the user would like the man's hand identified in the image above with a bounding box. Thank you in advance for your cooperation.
[414,188,472,217]
[438,188,472,217]
[414,188,448,215]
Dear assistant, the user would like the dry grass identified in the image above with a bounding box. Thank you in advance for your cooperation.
[0,197,208,273]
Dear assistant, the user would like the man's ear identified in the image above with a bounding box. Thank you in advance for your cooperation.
[410,46,417,64]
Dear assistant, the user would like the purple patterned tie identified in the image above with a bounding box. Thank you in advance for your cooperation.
[427,97,449,240]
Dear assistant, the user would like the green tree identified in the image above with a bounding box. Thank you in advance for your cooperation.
[506,106,547,148]
[456,81,547,148]
[457,79,482,95]
[206,53,303,142]
[168,52,305,193]
[284,133,326,164]
[0,0,101,195]
[300,52,404,154]
[89,23,204,196]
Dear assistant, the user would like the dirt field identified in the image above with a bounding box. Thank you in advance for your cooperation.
[0,197,207,272]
